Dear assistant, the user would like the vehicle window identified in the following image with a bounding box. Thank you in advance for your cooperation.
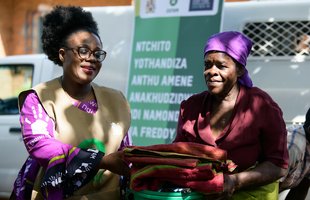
[243,20,310,57]
[0,64,33,115]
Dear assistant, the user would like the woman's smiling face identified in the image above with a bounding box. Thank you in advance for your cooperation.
[203,51,243,98]
[60,30,103,85]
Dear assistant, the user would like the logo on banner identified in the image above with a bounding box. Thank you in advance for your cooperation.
[140,0,219,18]
[170,0,178,6]
[145,0,155,13]
[190,0,214,11]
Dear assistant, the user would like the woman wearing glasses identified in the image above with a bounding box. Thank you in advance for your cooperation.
[11,6,131,200]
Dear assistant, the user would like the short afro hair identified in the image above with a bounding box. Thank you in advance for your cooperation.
[41,5,100,66]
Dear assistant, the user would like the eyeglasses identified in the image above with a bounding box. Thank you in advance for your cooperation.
[64,46,107,62]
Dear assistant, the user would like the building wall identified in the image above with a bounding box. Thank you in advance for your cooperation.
[0,0,13,56]
[0,0,245,56]
[0,0,132,56]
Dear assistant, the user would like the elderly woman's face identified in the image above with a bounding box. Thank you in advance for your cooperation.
[203,51,243,97]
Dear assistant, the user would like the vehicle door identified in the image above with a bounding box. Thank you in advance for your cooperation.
[0,64,33,197]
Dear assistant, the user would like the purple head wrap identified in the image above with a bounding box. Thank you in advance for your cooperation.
[204,31,253,88]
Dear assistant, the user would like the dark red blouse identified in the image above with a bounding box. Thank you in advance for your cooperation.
[174,86,289,171]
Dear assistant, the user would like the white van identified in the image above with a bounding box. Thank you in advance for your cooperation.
[222,0,310,124]
[0,0,309,197]
[0,54,57,197]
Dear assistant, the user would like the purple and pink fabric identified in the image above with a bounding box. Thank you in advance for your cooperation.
[204,31,253,88]
[12,91,131,199]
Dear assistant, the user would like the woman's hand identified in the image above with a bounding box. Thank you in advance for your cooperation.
[204,174,237,200]
[99,151,130,176]
[206,161,287,199]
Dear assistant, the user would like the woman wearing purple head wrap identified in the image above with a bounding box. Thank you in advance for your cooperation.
[174,31,288,199]
[204,31,253,88]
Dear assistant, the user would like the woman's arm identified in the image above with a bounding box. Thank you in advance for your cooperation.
[98,150,130,176]
[224,161,287,197]
[19,92,104,197]
[20,91,77,167]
